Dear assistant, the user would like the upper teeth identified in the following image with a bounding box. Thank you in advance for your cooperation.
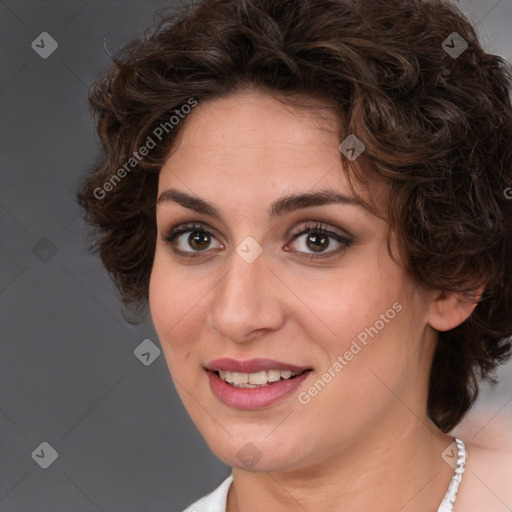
[219,369,300,387]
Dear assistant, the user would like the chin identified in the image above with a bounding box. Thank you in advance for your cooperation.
[207,432,307,473]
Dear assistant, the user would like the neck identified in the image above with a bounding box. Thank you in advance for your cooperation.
[227,418,456,512]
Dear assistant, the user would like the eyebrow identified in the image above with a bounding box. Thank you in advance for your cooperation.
[156,188,363,222]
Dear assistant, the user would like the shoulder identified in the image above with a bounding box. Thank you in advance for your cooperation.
[454,439,512,512]
[182,473,233,512]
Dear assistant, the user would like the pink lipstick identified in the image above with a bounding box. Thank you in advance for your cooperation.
[204,358,312,409]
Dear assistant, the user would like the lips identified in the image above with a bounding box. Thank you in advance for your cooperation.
[206,367,312,409]
[204,358,312,374]
[203,358,313,409]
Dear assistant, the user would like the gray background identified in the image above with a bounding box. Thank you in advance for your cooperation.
[0,0,511,510]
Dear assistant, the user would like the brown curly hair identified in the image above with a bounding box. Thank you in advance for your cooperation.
[77,0,512,432]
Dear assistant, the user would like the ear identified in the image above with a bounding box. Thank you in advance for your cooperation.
[428,287,484,332]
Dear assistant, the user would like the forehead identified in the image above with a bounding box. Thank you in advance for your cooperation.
[166,90,337,160]
[158,88,386,216]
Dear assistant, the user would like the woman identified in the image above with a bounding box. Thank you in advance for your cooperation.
[77,0,512,510]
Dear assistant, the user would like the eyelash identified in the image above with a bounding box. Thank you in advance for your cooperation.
[162,221,352,260]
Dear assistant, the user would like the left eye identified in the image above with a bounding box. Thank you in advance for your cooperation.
[287,222,352,258]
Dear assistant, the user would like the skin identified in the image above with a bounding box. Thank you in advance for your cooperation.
[149,88,482,511]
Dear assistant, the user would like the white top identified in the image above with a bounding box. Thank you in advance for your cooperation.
[182,474,233,512]
[182,438,466,512]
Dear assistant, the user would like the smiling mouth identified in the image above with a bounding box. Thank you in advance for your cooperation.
[213,368,312,388]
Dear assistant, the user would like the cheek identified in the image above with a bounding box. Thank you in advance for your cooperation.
[149,256,193,362]
[148,256,173,337]
[302,259,414,375]
[298,267,388,342]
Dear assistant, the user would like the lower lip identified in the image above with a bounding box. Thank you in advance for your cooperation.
[206,370,311,409]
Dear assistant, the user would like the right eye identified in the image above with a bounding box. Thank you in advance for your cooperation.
[162,222,224,257]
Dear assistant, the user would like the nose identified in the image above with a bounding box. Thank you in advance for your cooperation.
[206,245,286,343]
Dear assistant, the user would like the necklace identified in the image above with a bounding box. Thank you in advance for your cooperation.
[437,438,466,512]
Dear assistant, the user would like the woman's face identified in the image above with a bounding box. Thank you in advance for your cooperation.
[149,88,438,473]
